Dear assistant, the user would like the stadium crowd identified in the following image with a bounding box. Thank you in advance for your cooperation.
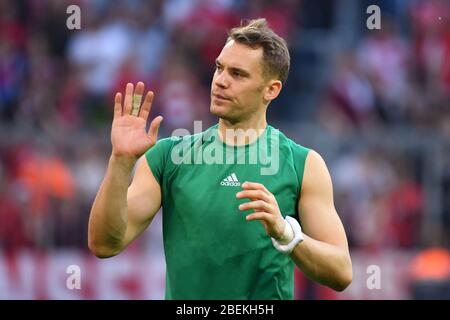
[0,0,449,298]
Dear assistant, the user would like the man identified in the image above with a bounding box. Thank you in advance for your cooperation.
[88,18,352,299]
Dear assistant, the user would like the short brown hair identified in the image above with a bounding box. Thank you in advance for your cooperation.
[227,18,290,84]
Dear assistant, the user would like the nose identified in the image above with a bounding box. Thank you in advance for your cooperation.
[214,71,229,89]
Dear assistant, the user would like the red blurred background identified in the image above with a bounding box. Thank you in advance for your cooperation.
[0,0,449,299]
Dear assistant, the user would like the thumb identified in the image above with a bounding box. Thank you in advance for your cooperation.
[148,116,163,144]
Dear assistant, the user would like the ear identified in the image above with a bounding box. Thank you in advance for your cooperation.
[263,80,282,102]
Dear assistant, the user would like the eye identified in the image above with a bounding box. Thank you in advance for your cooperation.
[232,71,243,78]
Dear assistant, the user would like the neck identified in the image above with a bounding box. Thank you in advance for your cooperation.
[217,113,267,146]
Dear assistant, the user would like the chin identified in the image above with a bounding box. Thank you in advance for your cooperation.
[210,101,243,123]
[210,105,239,124]
[210,103,227,118]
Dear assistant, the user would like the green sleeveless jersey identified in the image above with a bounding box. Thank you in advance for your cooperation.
[145,124,310,300]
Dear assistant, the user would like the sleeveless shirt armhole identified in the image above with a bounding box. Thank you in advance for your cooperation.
[289,141,311,219]
[144,137,177,187]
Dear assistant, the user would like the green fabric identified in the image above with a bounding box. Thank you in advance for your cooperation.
[145,124,310,299]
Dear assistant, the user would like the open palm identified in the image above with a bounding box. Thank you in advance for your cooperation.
[111,82,163,160]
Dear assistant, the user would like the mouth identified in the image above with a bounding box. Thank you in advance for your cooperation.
[212,93,231,101]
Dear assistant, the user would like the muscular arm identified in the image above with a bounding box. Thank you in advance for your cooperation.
[290,150,352,291]
[88,82,163,258]
[88,156,161,258]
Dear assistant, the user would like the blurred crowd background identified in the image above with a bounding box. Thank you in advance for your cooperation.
[0,0,449,299]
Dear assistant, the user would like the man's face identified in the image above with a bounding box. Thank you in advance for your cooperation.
[210,40,268,123]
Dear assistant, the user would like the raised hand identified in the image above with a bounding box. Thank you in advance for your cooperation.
[111,82,163,161]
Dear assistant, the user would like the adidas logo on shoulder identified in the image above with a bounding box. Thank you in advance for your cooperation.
[220,173,241,187]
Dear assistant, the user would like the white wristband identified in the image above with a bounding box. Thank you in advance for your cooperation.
[271,216,304,254]
[278,218,294,244]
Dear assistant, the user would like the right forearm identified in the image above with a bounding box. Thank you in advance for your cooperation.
[88,155,136,257]
[89,81,162,257]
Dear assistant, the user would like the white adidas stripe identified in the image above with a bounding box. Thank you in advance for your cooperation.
[220,173,241,186]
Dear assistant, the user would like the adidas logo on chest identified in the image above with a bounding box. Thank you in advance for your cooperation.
[220,173,241,187]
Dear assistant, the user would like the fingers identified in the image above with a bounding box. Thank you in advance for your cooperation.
[147,115,163,145]
[131,82,145,116]
[123,83,134,115]
[139,91,154,121]
[120,82,153,117]
[241,181,270,195]
[245,211,272,222]
[114,92,122,118]
[236,189,271,202]
[239,200,271,212]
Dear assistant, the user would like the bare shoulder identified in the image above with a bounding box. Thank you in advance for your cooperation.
[128,155,161,208]
[302,149,333,195]
[131,155,157,186]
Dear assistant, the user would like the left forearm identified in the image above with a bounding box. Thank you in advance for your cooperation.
[289,234,352,291]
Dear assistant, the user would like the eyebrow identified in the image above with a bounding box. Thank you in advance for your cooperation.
[215,59,251,77]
